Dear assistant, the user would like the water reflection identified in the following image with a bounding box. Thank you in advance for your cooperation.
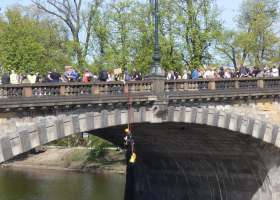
[0,168,126,200]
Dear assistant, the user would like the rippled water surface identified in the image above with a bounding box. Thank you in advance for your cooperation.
[0,168,126,200]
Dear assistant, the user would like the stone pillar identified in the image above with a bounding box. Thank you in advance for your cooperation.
[235,80,240,89]
[208,80,216,90]
[258,79,264,88]
[22,86,32,98]
[124,84,128,93]
[60,86,65,96]
[92,83,100,95]
[184,82,188,91]
[148,75,165,93]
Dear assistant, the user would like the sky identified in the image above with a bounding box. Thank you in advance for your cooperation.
[0,0,243,29]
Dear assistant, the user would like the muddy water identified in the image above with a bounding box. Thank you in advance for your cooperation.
[0,167,126,200]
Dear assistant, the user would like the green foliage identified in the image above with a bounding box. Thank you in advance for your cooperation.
[0,7,73,75]
[216,0,280,68]
[57,133,82,147]
[86,135,111,162]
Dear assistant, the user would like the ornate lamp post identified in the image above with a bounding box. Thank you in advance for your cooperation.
[149,0,164,76]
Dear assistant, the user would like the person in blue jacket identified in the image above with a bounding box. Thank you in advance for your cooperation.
[192,67,199,79]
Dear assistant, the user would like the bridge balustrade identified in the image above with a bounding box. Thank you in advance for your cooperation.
[0,77,279,99]
[164,77,280,92]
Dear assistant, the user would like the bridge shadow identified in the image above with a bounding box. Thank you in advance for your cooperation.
[89,122,278,200]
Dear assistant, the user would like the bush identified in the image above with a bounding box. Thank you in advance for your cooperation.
[86,135,109,162]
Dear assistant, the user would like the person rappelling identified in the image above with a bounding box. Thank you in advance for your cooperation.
[124,128,133,149]
[124,128,136,163]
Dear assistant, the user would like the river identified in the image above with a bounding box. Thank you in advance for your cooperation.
[0,167,126,200]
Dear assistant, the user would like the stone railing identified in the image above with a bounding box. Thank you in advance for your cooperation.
[0,80,154,98]
[164,77,280,92]
[0,77,280,98]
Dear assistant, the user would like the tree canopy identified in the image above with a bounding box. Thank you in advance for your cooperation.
[1,0,280,75]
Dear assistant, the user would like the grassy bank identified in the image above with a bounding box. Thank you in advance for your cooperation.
[1,148,126,173]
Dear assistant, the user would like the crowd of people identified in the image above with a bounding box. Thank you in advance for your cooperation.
[0,66,149,84]
[0,65,278,84]
[171,65,280,80]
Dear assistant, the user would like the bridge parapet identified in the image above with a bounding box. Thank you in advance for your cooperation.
[0,80,154,98]
[0,77,279,98]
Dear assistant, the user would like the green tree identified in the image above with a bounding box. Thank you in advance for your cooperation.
[32,0,104,67]
[236,0,280,67]
[215,29,239,70]
[0,8,73,74]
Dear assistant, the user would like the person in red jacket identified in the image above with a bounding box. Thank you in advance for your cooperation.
[83,68,91,82]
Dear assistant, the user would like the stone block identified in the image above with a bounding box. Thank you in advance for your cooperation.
[10,136,22,156]
[259,121,267,140]
[45,121,57,142]
[93,112,101,129]
[196,108,203,124]
[184,107,192,123]
[63,117,72,137]
[55,119,65,139]
[130,107,135,123]
[247,117,255,136]
[71,115,80,134]
[0,136,13,162]
[263,123,273,143]
[101,110,108,128]
[0,152,4,163]
[218,111,226,128]
[240,116,248,134]
[236,115,242,132]
[271,125,279,145]
[178,106,186,123]
[202,108,209,124]
[207,109,214,126]
[37,123,48,145]
[114,109,122,126]
[252,120,261,139]
[213,110,220,127]
[29,128,40,148]
[229,114,237,131]
[79,114,87,132]
[134,108,140,123]
[191,107,198,123]
[168,106,175,122]
[224,112,231,129]
[173,106,181,122]
[19,129,31,153]
[86,112,94,131]
[140,107,146,123]
[121,110,128,125]
[107,111,114,127]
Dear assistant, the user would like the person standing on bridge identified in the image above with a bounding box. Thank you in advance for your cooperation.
[192,67,198,79]
[27,70,36,83]
[2,71,10,84]
[49,69,61,83]
[10,70,18,84]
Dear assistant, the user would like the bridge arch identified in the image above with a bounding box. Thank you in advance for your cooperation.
[1,106,280,199]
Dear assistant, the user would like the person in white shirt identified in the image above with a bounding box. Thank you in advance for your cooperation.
[182,70,188,79]
[167,70,175,80]
[272,66,279,77]
[203,68,214,79]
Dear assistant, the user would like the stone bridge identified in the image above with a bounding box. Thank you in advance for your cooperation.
[1,77,280,199]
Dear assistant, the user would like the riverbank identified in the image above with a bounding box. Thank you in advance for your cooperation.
[1,147,126,173]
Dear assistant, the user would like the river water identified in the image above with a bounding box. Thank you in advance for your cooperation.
[0,167,126,200]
